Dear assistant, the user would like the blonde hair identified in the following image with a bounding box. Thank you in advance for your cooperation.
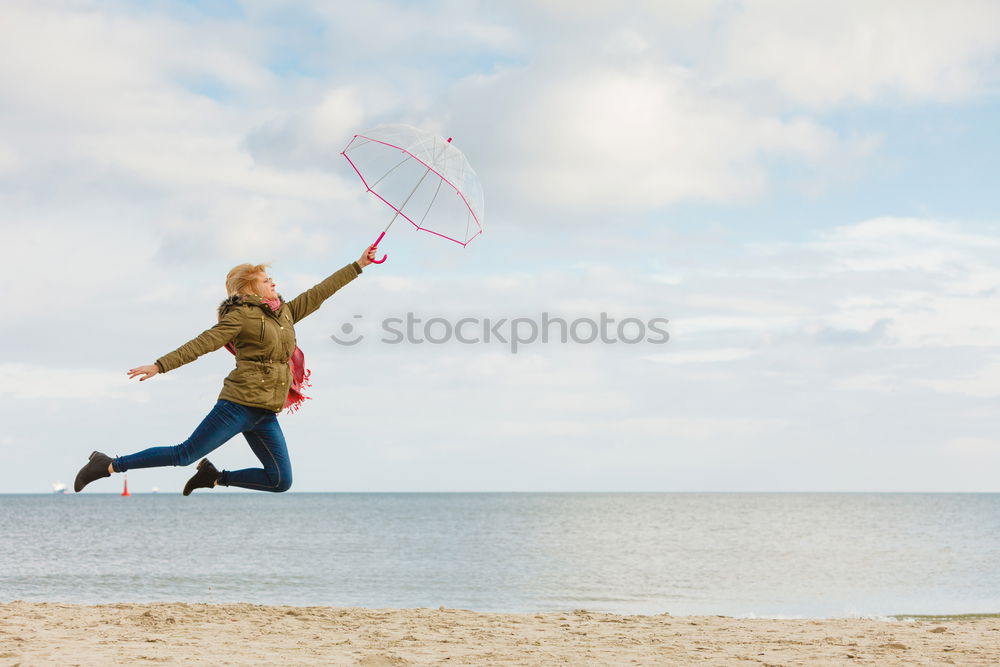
[226,263,271,297]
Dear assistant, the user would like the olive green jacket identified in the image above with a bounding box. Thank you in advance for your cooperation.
[154,262,363,412]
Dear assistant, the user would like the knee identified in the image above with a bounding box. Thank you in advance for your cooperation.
[269,466,292,492]
[174,445,200,467]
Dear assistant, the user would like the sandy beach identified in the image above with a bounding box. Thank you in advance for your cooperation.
[1,602,997,666]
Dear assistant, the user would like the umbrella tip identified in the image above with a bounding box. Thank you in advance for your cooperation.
[447,137,452,143]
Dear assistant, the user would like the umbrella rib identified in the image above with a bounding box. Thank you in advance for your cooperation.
[419,178,444,228]
[343,137,374,153]
[383,166,432,234]
[371,154,415,189]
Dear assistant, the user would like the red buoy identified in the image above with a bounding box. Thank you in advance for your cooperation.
[121,475,131,497]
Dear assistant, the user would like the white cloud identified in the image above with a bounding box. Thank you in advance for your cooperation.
[712,217,1000,349]
[0,142,18,173]
[418,1,1000,212]
[644,348,756,364]
[715,0,1000,106]
[0,2,365,262]
[4,0,996,230]
[0,363,150,401]
[495,415,783,440]
[370,275,422,293]
[8,0,987,231]
[300,0,521,55]
[448,62,871,211]
[942,437,1000,457]
[244,88,365,170]
[1,219,160,317]
[816,217,1000,273]
[832,374,895,393]
[921,361,1000,398]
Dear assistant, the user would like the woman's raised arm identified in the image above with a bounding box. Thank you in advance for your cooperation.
[285,244,378,324]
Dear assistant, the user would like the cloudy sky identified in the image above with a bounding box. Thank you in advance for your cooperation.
[2,0,999,493]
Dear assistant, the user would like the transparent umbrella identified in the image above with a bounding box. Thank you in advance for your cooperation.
[341,124,485,263]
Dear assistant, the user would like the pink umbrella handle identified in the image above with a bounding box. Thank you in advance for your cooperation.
[370,231,388,264]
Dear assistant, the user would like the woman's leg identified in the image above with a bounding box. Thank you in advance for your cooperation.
[217,412,293,492]
[112,400,255,472]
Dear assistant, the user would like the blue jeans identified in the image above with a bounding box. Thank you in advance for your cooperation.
[112,399,293,492]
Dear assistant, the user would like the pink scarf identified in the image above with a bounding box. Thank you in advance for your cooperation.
[224,297,311,414]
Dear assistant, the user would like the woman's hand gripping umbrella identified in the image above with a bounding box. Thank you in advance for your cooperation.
[341,124,486,262]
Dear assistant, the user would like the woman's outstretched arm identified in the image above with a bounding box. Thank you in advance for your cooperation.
[128,309,246,381]
[127,364,159,381]
[286,244,378,323]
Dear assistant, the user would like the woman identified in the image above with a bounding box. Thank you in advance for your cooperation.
[74,244,378,495]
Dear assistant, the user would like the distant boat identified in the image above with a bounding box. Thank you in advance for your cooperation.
[52,482,67,495]
[151,487,160,494]
[121,476,131,497]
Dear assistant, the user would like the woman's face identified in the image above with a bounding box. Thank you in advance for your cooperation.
[252,271,278,300]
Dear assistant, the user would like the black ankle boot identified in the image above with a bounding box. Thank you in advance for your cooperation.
[183,458,220,496]
[74,451,113,492]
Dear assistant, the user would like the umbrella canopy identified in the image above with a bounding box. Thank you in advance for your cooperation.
[341,124,485,253]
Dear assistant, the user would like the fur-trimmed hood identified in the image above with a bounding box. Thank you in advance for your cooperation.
[217,294,286,320]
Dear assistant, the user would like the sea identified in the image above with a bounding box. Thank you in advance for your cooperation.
[1,492,998,618]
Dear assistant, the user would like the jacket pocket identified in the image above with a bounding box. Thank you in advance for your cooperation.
[222,365,265,406]
[259,318,265,342]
